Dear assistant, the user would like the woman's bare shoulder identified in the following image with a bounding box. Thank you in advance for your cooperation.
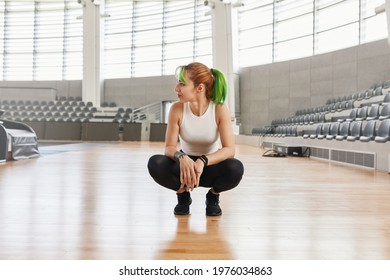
[171,101,183,110]
[169,101,183,115]
[215,103,230,118]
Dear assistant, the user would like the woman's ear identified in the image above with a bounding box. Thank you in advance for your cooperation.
[197,84,204,93]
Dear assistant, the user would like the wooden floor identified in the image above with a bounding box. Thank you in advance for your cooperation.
[1,141,390,260]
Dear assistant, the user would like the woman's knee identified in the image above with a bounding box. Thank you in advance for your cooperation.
[147,154,167,177]
[213,159,244,193]
[226,158,244,182]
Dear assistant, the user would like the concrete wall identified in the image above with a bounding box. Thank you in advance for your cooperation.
[0,80,82,101]
[103,75,177,108]
[239,39,390,135]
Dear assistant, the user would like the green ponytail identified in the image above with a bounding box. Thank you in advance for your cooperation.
[210,68,227,104]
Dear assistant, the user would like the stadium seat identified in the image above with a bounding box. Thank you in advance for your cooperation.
[326,122,340,140]
[335,121,351,141]
[374,119,390,143]
[379,103,390,120]
[317,123,331,139]
[359,120,376,142]
[366,104,380,120]
[355,106,368,121]
[382,92,390,104]
[346,121,362,141]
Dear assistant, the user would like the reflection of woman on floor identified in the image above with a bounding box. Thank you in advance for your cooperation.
[148,62,244,216]
[156,216,232,260]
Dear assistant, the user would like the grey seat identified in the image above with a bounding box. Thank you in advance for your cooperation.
[364,89,374,99]
[335,121,351,141]
[309,124,322,139]
[359,120,376,142]
[326,122,340,140]
[379,103,390,120]
[252,128,265,136]
[366,104,380,120]
[357,91,365,101]
[317,123,331,139]
[375,119,390,143]
[289,126,297,137]
[345,100,354,109]
[303,115,310,125]
[355,106,368,121]
[319,113,326,123]
[373,87,382,97]
[309,113,319,124]
[337,101,347,111]
[382,93,390,105]
[346,121,362,141]
[342,108,358,122]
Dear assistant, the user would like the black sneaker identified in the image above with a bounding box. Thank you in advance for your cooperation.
[205,190,222,216]
[174,191,192,215]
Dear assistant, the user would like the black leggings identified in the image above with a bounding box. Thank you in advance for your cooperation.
[147,154,244,193]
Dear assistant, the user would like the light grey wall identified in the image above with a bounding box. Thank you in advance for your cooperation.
[103,75,177,108]
[0,80,82,101]
[239,39,390,135]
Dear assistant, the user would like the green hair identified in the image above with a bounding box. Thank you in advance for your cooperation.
[210,68,227,104]
[175,65,188,84]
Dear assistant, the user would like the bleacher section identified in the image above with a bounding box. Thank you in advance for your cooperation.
[252,79,390,172]
[0,97,168,144]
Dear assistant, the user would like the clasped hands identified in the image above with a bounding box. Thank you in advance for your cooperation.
[178,156,205,192]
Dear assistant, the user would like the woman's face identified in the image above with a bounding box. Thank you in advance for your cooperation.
[175,73,197,102]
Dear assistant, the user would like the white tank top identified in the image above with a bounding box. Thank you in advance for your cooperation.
[179,101,220,156]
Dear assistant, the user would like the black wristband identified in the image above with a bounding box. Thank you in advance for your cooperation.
[199,155,208,167]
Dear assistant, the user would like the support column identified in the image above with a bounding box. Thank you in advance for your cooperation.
[212,0,240,134]
[387,0,390,45]
[82,0,104,106]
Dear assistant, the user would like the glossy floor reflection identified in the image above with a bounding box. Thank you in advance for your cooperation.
[156,215,232,260]
[0,141,390,259]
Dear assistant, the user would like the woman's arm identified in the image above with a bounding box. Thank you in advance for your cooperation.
[164,102,182,159]
[205,103,235,166]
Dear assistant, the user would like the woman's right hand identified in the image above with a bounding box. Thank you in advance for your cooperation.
[179,155,197,192]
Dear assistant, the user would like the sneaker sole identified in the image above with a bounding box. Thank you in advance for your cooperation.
[206,210,222,216]
[174,211,190,215]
